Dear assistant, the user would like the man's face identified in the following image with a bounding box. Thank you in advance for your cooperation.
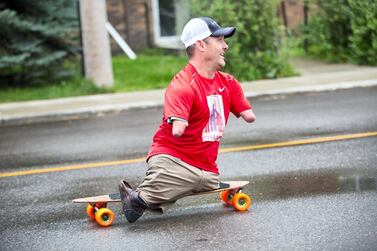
[203,36,229,70]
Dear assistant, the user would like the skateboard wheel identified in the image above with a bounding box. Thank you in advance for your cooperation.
[86,203,107,220]
[86,204,96,220]
[232,193,252,211]
[220,190,234,206]
[95,208,115,227]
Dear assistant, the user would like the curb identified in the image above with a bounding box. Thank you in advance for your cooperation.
[1,79,377,126]
[244,79,377,97]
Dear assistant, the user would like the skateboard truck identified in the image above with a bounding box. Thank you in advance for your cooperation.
[219,182,230,189]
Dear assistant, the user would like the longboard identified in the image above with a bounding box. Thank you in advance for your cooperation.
[73,180,251,227]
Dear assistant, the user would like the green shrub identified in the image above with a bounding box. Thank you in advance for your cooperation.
[189,0,295,81]
[298,0,377,65]
[348,0,377,65]
[298,14,337,61]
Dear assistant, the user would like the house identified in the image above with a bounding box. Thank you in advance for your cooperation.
[106,0,188,53]
[106,0,308,54]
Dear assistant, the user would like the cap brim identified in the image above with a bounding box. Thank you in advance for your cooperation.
[212,27,236,38]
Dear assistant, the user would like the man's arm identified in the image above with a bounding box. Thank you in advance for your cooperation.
[172,120,187,137]
[240,109,256,123]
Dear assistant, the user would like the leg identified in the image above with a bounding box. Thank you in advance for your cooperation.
[193,169,220,193]
[137,154,205,211]
[119,154,219,222]
[119,180,148,223]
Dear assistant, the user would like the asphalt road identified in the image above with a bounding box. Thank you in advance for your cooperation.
[1,86,377,170]
[1,86,377,250]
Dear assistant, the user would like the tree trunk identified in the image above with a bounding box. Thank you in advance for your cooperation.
[79,0,113,87]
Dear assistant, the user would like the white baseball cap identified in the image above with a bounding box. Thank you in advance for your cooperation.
[181,17,236,48]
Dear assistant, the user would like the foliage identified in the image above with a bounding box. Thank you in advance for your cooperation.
[348,0,377,65]
[189,0,296,81]
[0,0,79,86]
[298,0,377,65]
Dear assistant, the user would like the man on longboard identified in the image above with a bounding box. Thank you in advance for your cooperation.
[119,17,256,223]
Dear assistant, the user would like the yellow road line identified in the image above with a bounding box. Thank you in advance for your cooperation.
[219,131,377,153]
[1,131,376,178]
[0,158,145,178]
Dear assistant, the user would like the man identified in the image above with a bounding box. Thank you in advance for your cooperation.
[119,17,256,223]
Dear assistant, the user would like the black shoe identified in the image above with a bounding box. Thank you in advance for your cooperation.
[119,180,147,223]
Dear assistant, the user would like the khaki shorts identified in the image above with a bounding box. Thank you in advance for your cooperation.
[136,154,219,212]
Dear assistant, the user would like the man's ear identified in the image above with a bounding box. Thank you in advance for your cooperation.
[195,40,206,52]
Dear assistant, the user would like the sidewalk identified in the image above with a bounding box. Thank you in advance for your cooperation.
[0,59,376,125]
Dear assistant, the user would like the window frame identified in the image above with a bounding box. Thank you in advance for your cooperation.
[151,0,187,49]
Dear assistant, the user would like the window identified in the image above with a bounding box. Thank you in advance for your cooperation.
[159,0,176,36]
[152,0,189,49]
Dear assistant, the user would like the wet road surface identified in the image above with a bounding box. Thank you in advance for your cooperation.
[1,86,376,170]
[1,87,377,250]
[1,138,376,250]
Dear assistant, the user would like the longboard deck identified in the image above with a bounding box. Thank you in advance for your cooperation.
[72,181,249,204]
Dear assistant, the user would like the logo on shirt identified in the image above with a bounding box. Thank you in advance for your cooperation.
[202,95,225,142]
[219,86,225,92]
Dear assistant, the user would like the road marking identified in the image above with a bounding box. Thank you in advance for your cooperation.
[0,158,145,178]
[219,131,377,153]
[1,131,376,178]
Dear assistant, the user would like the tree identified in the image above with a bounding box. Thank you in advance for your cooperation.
[189,0,294,80]
[0,0,78,86]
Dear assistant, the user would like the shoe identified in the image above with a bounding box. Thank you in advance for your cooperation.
[119,180,147,223]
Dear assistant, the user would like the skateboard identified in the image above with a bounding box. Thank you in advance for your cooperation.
[72,180,251,227]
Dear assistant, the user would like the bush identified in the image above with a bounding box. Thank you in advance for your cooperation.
[298,0,377,65]
[348,0,377,65]
[189,0,295,81]
[0,0,79,86]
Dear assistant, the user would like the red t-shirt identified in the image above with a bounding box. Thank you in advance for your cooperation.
[147,64,252,174]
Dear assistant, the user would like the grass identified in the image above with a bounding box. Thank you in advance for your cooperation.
[0,46,301,103]
[0,76,109,103]
[0,53,187,103]
[112,54,186,92]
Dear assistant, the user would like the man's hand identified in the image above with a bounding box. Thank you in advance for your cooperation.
[240,109,256,123]
[172,120,187,137]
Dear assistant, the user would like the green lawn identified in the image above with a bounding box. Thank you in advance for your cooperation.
[0,54,187,103]
[0,50,298,103]
[0,77,109,103]
[113,54,187,92]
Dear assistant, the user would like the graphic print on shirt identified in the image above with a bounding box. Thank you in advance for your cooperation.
[202,95,225,142]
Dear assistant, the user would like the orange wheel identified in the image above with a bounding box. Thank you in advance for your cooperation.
[220,190,234,206]
[86,204,96,220]
[95,208,115,227]
[232,193,252,211]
